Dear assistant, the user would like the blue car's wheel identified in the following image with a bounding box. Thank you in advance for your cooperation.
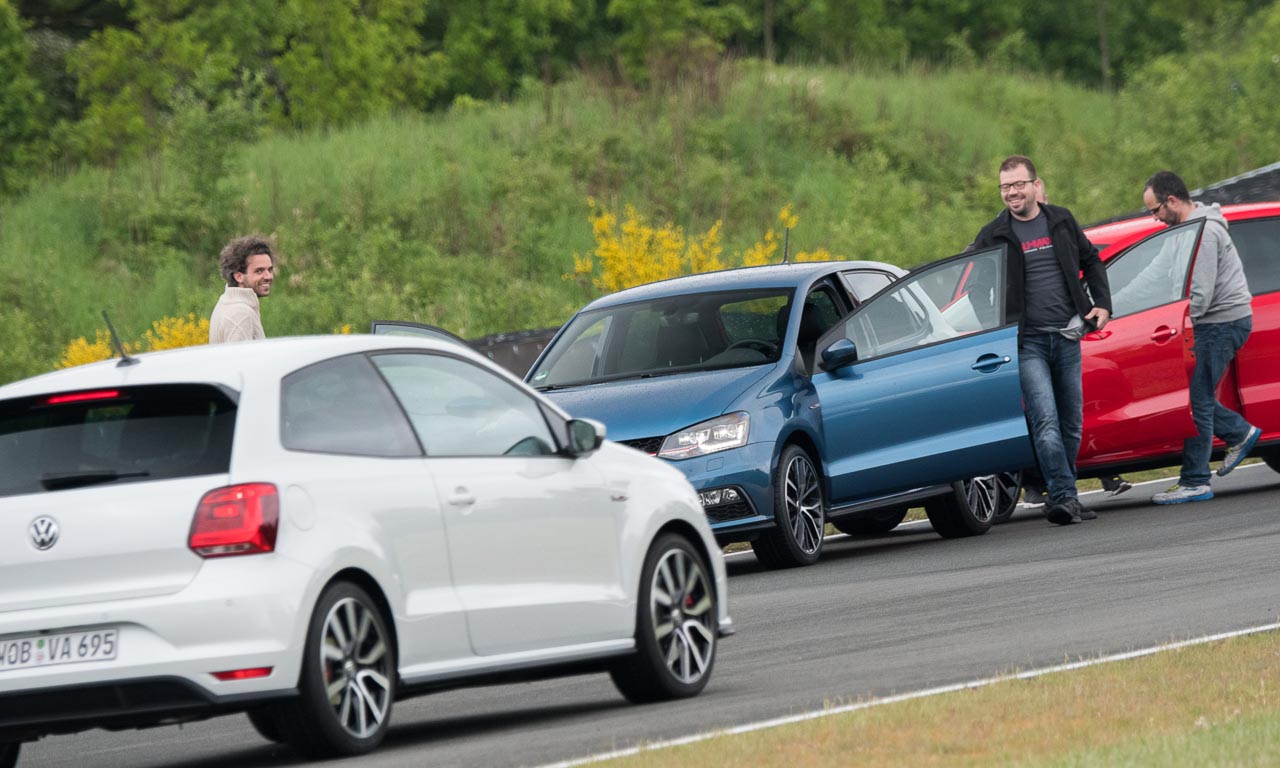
[752,444,825,568]
[987,471,1024,524]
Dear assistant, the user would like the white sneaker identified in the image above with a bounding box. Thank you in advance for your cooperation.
[1152,483,1214,505]
[1218,425,1261,477]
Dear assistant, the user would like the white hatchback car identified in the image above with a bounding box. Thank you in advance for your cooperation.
[0,335,731,766]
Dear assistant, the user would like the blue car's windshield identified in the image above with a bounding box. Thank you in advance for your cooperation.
[530,289,792,389]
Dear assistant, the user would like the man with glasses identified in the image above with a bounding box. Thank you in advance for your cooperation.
[971,156,1112,525]
[1143,171,1257,504]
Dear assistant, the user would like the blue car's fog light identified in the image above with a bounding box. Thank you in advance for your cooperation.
[698,486,743,508]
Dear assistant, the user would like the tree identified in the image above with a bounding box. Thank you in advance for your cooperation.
[606,0,752,85]
[0,0,44,193]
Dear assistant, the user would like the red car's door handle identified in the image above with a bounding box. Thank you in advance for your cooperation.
[1150,326,1179,342]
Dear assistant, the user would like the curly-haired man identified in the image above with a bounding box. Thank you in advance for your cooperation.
[209,235,274,344]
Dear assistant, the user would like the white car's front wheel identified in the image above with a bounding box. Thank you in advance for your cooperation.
[611,533,717,703]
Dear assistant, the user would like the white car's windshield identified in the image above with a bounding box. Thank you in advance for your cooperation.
[530,289,792,389]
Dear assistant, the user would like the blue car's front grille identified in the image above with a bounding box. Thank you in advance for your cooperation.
[619,436,663,455]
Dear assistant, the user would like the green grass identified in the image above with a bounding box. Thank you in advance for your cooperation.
[606,628,1280,767]
[0,61,1163,384]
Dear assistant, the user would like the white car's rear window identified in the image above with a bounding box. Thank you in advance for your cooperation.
[0,384,236,497]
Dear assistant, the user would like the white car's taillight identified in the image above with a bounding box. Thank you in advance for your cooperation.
[189,483,279,558]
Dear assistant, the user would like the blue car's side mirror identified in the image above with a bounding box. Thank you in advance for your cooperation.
[821,339,858,370]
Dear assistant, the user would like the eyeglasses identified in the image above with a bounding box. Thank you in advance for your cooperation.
[998,178,1037,194]
[1147,198,1169,217]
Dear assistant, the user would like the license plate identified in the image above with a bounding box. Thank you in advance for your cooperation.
[0,628,119,672]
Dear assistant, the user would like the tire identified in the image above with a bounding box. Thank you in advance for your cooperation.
[751,444,825,568]
[611,533,717,703]
[925,480,996,538]
[986,471,1024,524]
[276,581,397,759]
[831,506,908,536]
[247,708,284,743]
[1263,450,1280,474]
[0,742,18,768]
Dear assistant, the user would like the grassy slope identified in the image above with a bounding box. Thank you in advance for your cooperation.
[1,61,1154,383]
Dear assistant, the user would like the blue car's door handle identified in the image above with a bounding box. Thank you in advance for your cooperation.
[971,354,1012,372]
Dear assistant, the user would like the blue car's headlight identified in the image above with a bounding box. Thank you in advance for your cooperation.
[659,412,750,460]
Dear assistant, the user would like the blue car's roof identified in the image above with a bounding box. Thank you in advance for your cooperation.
[581,260,902,311]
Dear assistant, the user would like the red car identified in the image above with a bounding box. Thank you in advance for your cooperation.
[1076,202,1280,478]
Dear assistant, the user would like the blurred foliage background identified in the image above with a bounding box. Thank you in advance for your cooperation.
[1,0,1279,381]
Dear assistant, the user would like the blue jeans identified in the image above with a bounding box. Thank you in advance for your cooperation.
[1181,317,1253,486]
[1020,333,1083,503]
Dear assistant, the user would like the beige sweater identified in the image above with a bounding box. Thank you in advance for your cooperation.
[209,287,265,344]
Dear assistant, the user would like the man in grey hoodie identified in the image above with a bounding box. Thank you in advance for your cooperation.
[1144,171,1259,504]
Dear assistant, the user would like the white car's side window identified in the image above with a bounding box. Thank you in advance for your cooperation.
[374,353,558,458]
[281,355,421,457]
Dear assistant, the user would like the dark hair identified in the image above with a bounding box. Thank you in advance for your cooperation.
[999,155,1037,179]
[1144,170,1192,204]
[219,235,274,286]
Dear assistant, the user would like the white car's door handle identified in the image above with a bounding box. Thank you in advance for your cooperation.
[448,489,476,507]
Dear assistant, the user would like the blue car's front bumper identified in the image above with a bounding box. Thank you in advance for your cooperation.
[662,441,777,541]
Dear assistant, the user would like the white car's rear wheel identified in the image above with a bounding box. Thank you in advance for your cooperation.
[611,533,717,702]
[277,581,397,758]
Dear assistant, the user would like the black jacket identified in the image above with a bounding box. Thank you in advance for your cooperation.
[972,202,1112,330]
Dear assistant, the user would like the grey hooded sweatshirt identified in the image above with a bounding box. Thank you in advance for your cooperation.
[1186,202,1252,325]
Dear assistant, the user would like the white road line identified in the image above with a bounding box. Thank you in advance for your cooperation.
[537,621,1280,768]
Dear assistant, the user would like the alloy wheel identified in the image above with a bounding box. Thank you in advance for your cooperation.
[320,597,393,739]
[784,453,824,555]
[649,547,716,685]
[966,471,1022,525]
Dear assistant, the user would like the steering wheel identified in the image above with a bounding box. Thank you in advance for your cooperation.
[725,338,779,356]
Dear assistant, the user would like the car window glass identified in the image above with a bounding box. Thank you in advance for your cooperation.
[529,289,792,387]
[281,355,420,457]
[1231,218,1280,295]
[373,353,558,457]
[719,294,790,346]
[1107,221,1203,317]
[0,385,235,498]
[836,250,1001,362]
[840,270,894,301]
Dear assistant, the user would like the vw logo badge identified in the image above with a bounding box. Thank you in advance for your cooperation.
[29,516,60,551]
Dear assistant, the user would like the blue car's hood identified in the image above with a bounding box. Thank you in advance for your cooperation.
[542,365,777,441]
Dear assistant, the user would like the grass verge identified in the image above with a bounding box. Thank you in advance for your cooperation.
[606,628,1280,767]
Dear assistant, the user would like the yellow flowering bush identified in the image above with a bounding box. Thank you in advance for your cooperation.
[55,331,126,369]
[574,201,844,293]
[140,314,210,351]
[56,314,206,369]
[571,199,726,293]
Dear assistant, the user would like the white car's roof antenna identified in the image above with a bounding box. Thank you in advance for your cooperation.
[101,310,139,367]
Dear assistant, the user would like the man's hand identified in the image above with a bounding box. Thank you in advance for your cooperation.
[1086,307,1111,331]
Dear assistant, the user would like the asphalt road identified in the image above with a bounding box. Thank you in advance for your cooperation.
[19,465,1280,768]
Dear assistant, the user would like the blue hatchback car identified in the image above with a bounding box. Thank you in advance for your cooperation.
[527,250,1032,568]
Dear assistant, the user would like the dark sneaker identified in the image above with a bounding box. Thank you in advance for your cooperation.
[1218,425,1260,477]
[1045,500,1081,525]
[1067,499,1097,520]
